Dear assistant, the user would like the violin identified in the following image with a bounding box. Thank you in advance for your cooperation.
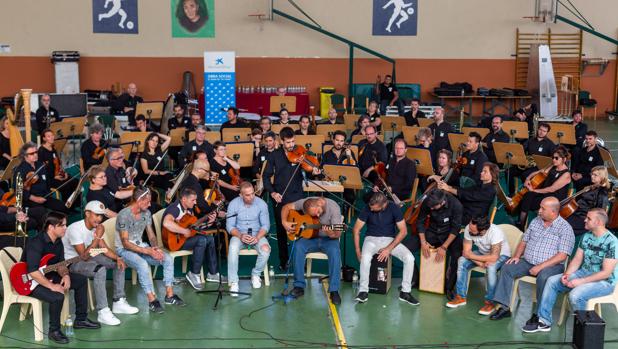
[53,152,66,179]
[286,145,320,173]
[341,145,357,166]
[23,171,40,191]
[0,191,16,207]
[372,154,402,206]
[202,173,224,212]
[92,146,106,160]
[229,168,241,186]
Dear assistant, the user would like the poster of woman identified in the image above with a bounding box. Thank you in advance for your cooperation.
[171,0,214,37]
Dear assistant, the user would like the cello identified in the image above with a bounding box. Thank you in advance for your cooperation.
[559,185,596,219]
[505,165,551,214]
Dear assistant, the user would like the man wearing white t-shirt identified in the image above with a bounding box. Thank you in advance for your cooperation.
[63,201,138,326]
[446,216,511,315]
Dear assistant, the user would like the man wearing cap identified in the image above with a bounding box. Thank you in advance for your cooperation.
[63,201,139,326]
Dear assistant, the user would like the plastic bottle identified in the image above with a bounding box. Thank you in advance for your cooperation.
[64,315,74,336]
[352,271,359,290]
[269,265,275,278]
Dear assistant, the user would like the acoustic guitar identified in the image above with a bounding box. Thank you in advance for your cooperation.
[162,202,224,251]
[286,209,346,241]
[10,248,107,296]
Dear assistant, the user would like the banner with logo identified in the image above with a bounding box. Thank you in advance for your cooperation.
[204,51,235,125]
[372,0,418,36]
[172,0,215,38]
[92,0,138,34]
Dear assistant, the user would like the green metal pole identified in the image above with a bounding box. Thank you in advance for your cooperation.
[556,15,618,46]
[348,45,354,113]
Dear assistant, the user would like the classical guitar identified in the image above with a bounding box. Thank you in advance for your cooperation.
[10,248,107,296]
[162,201,224,251]
[286,209,347,241]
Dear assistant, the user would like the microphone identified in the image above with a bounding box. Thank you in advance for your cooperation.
[248,228,253,237]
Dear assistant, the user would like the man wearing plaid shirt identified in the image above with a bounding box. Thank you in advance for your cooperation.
[489,197,575,324]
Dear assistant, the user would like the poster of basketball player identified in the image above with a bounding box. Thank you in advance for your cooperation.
[92,0,138,34]
[372,0,418,36]
[171,0,215,38]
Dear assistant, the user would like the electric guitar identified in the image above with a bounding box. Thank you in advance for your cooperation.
[286,210,347,241]
[10,248,107,296]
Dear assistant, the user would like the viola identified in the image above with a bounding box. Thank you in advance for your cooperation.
[92,143,106,160]
[229,167,241,186]
[53,153,66,178]
[23,171,40,191]
[341,145,356,166]
[286,145,320,173]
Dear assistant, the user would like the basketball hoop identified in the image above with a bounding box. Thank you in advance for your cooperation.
[248,13,267,31]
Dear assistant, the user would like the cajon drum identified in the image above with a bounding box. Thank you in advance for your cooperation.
[419,248,446,294]
[368,254,392,294]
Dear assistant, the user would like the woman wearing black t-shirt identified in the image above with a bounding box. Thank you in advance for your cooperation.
[86,165,119,218]
[38,129,77,203]
[140,132,172,190]
[209,141,241,201]
[0,117,12,170]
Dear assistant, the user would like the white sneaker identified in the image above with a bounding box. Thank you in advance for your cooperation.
[251,275,262,289]
[97,307,121,326]
[112,298,139,314]
[229,283,239,297]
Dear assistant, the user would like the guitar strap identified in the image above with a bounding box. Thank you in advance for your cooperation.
[0,248,18,264]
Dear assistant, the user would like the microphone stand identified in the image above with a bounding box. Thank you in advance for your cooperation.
[196,213,250,310]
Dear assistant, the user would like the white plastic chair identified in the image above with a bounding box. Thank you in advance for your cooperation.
[0,247,45,341]
[306,252,328,277]
[557,281,618,325]
[238,247,270,286]
[102,217,153,286]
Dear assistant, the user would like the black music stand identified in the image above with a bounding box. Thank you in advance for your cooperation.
[493,142,527,195]
[196,214,250,310]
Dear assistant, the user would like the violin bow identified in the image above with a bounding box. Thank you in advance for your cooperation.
[142,149,169,186]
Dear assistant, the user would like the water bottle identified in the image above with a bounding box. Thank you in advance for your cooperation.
[352,271,359,291]
[269,265,275,278]
[64,315,74,336]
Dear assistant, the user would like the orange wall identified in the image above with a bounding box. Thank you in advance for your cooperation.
[1,57,615,116]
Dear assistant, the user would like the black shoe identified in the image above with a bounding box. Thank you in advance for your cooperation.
[330,291,341,305]
[48,330,69,344]
[290,287,304,298]
[164,294,187,307]
[355,292,368,303]
[149,300,165,314]
[399,292,420,305]
[489,307,512,320]
[522,320,551,333]
[278,263,289,272]
[73,318,101,329]
[526,313,539,325]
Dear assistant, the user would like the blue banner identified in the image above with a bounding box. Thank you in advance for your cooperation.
[372,0,417,36]
[93,0,138,34]
[204,52,236,125]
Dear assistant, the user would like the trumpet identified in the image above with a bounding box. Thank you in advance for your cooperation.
[517,155,537,171]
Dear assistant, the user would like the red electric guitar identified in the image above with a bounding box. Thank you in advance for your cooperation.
[10,248,107,296]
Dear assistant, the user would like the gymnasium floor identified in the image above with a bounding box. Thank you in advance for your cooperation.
[1,117,618,348]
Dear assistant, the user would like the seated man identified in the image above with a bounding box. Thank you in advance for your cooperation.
[63,201,138,326]
[523,208,618,333]
[115,187,185,313]
[112,83,143,126]
[446,216,511,315]
[353,192,418,305]
[23,212,100,344]
[490,197,575,323]
[282,196,343,305]
[162,187,222,290]
[405,189,463,299]
[226,182,271,295]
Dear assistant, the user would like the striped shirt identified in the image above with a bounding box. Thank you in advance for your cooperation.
[523,216,575,265]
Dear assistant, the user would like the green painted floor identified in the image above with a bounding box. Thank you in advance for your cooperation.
[3,118,618,348]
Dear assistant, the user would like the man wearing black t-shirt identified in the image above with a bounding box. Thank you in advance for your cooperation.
[81,123,108,172]
[358,125,388,185]
[407,189,463,300]
[113,83,143,126]
[403,98,425,127]
[104,148,134,209]
[428,107,454,152]
[460,132,489,185]
[220,107,248,133]
[375,75,403,116]
[167,104,190,131]
[379,138,416,201]
[571,131,604,191]
[364,101,382,133]
[35,94,60,134]
[482,116,510,164]
[178,125,215,168]
[353,192,418,304]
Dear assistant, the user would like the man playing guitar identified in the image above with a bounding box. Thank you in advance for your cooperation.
[162,187,222,289]
[281,197,344,305]
[21,212,100,344]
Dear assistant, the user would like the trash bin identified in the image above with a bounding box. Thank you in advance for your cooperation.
[319,87,336,118]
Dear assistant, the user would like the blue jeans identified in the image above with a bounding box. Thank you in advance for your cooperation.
[181,235,218,275]
[492,257,564,310]
[293,237,341,292]
[117,247,174,295]
[455,254,510,300]
[538,269,615,326]
[227,236,270,284]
